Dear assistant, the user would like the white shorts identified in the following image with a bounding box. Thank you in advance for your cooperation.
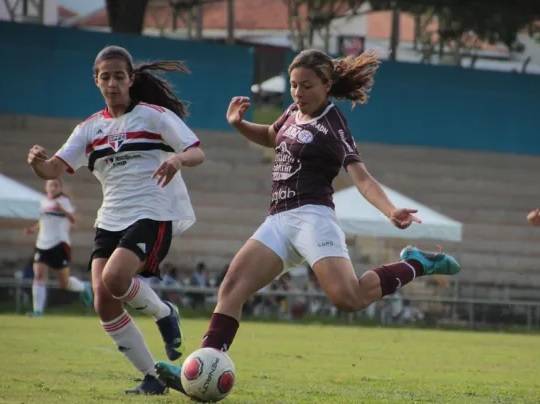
[250,204,350,272]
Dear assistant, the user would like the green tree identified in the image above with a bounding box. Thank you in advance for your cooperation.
[369,0,540,65]
[287,0,367,52]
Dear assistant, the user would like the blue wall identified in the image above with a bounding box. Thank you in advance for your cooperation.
[2,22,539,154]
[0,22,253,130]
[284,52,540,155]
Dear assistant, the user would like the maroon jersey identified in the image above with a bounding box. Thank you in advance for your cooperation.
[269,103,362,214]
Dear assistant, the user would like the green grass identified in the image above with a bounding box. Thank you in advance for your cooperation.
[252,105,282,125]
[2,314,540,403]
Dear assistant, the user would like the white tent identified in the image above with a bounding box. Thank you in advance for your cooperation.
[333,185,462,242]
[251,75,286,94]
[0,174,44,220]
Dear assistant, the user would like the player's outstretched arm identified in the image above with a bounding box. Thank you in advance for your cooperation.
[347,161,421,229]
[27,145,65,180]
[226,96,276,148]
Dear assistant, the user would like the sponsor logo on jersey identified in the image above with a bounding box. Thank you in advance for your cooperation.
[272,143,302,180]
[338,129,354,152]
[282,125,302,140]
[310,122,328,135]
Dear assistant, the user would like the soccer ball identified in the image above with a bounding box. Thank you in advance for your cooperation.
[180,348,236,402]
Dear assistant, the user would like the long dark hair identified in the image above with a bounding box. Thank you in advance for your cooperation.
[288,49,380,106]
[93,45,190,118]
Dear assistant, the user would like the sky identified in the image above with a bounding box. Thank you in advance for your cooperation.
[58,0,104,14]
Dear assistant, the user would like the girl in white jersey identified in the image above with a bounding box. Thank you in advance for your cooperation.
[24,178,93,316]
[27,46,204,395]
[156,49,461,396]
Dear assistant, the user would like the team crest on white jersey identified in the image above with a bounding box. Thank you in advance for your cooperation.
[108,134,126,152]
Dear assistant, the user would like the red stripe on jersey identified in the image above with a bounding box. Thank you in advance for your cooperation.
[81,110,105,124]
[184,140,201,152]
[54,155,75,174]
[91,131,163,149]
[139,102,166,113]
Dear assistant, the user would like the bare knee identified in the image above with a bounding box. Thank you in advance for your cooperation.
[94,283,123,321]
[218,272,245,302]
[58,277,69,289]
[33,265,47,282]
[101,267,132,297]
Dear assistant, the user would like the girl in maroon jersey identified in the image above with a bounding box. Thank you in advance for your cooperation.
[156,49,461,393]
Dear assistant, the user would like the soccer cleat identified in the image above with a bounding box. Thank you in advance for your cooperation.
[81,281,94,308]
[26,311,43,317]
[124,374,167,395]
[155,361,187,395]
[156,301,185,361]
[400,246,461,276]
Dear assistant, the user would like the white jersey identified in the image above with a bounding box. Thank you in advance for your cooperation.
[55,102,199,235]
[36,195,74,250]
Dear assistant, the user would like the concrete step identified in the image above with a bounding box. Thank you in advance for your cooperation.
[361,142,540,171]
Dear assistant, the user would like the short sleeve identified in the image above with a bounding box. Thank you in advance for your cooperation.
[58,196,75,214]
[328,110,362,169]
[272,103,296,133]
[160,110,200,152]
[54,124,88,174]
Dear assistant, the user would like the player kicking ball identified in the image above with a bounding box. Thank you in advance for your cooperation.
[153,48,461,397]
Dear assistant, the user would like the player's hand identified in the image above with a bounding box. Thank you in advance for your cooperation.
[55,201,66,213]
[24,226,36,236]
[527,209,540,226]
[27,145,48,166]
[389,208,422,229]
[151,155,183,188]
[226,96,251,126]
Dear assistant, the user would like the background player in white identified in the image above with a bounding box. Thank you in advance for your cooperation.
[156,49,461,394]
[27,45,204,395]
[24,178,92,316]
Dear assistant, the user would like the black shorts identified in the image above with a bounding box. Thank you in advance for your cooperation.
[90,219,172,278]
[34,242,71,270]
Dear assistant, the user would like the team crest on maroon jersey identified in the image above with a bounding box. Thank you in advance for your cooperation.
[297,130,314,144]
[108,134,126,152]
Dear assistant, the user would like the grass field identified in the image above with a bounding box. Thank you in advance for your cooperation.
[1,314,540,404]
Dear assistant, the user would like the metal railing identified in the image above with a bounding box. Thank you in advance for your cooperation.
[2,277,540,332]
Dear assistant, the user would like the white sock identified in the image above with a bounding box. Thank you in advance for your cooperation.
[65,276,85,292]
[116,278,170,320]
[32,281,46,313]
[101,311,157,377]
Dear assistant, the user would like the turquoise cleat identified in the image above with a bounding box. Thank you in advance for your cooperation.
[155,361,187,395]
[81,281,94,308]
[26,311,43,317]
[400,246,461,276]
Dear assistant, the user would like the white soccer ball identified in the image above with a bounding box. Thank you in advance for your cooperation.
[180,348,236,402]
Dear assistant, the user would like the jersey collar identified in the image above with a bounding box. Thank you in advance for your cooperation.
[103,99,139,119]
